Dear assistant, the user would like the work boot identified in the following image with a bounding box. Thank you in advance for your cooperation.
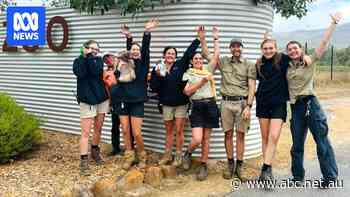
[138,150,147,169]
[234,161,248,181]
[182,151,192,170]
[91,146,104,165]
[159,150,172,165]
[80,157,90,176]
[172,151,183,167]
[259,166,274,190]
[197,163,209,181]
[122,150,135,170]
[222,160,235,179]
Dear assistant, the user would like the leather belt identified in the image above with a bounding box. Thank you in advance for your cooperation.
[222,95,247,101]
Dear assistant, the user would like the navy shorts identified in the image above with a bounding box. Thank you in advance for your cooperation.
[256,102,287,122]
[189,99,220,128]
[113,102,144,118]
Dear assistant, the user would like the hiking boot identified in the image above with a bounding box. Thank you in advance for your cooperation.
[80,158,90,176]
[182,151,192,170]
[159,150,172,165]
[258,167,274,190]
[234,161,248,181]
[122,150,135,170]
[222,161,234,179]
[91,146,104,165]
[137,150,147,169]
[172,151,183,167]
[197,163,209,181]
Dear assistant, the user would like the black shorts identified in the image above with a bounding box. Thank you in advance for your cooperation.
[113,102,144,118]
[189,99,220,128]
[256,102,287,122]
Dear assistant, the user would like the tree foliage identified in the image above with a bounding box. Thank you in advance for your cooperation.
[257,0,315,19]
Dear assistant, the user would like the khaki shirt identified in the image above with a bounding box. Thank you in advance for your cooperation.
[182,64,216,100]
[218,56,256,97]
[287,55,317,104]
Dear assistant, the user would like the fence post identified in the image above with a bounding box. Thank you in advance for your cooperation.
[305,42,308,55]
[331,45,334,80]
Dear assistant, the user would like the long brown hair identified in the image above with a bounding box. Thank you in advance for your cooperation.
[256,39,282,78]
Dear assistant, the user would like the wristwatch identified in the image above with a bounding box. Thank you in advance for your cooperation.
[247,103,252,108]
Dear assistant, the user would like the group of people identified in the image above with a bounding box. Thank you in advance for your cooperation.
[72,13,341,187]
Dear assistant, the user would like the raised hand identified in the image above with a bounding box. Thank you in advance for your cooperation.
[196,25,205,40]
[330,12,342,24]
[212,26,219,40]
[121,24,131,38]
[145,19,159,32]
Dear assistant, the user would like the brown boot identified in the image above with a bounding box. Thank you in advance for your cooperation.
[172,151,182,167]
[222,160,234,179]
[197,163,209,181]
[91,146,104,165]
[138,150,147,169]
[159,150,172,165]
[122,150,135,170]
[80,157,90,176]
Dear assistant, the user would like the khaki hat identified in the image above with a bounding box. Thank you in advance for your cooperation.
[229,38,243,47]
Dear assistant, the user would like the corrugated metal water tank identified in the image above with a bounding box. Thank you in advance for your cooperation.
[0,0,273,159]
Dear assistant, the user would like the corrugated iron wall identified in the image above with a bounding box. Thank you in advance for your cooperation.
[0,0,273,159]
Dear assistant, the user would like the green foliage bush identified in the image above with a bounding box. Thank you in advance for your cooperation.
[0,92,42,164]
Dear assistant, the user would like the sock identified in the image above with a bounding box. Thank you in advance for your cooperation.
[262,163,271,171]
[236,159,243,166]
[91,145,99,149]
[80,154,88,160]
[228,158,234,164]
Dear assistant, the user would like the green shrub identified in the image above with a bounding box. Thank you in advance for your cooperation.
[0,92,42,163]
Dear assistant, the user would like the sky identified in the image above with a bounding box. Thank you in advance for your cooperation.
[273,0,350,33]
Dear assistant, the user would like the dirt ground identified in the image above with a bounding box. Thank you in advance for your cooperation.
[1,77,349,197]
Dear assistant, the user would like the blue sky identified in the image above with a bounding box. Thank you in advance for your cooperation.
[273,0,350,32]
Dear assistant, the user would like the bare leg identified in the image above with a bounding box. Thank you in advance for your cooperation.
[80,118,93,155]
[175,118,186,152]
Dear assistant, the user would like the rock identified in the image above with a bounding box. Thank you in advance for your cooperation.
[92,178,119,197]
[161,165,177,179]
[58,184,93,197]
[144,166,163,188]
[123,185,156,197]
[117,169,144,191]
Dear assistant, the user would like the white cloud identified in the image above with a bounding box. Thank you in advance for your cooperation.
[273,0,350,32]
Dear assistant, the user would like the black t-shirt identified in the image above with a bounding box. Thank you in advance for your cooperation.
[256,53,290,106]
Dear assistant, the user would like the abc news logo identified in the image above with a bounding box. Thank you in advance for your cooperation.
[6,7,45,46]
[13,12,39,40]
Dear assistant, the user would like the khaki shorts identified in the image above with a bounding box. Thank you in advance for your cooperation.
[162,104,188,121]
[221,100,250,133]
[80,99,110,119]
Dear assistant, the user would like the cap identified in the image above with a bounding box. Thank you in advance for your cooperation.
[230,38,243,47]
[102,51,115,59]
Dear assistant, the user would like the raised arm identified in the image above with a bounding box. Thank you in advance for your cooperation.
[198,26,211,61]
[208,26,220,68]
[141,19,159,69]
[180,28,201,68]
[315,12,342,60]
[121,24,132,51]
